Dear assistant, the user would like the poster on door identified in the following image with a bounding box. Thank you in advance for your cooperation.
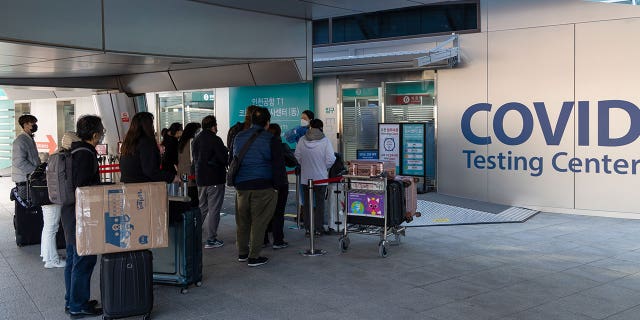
[378,124,400,172]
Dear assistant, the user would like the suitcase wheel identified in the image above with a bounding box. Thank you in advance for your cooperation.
[378,240,388,258]
[180,288,188,294]
[338,236,350,253]
[143,314,151,320]
[195,281,202,287]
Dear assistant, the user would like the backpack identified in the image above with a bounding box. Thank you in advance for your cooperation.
[329,152,347,178]
[46,147,94,205]
[27,162,51,207]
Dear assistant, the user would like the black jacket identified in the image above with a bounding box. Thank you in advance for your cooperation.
[192,129,228,186]
[62,141,100,246]
[120,136,175,183]
[161,135,179,175]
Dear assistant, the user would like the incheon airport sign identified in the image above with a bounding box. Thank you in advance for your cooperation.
[460,100,640,177]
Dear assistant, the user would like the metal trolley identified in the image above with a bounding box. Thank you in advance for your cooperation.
[338,175,406,258]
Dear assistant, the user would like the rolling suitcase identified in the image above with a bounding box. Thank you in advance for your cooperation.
[13,202,43,247]
[395,176,420,222]
[347,179,406,227]
[347,160,396,178]
[325,182,345,233]
[152,201,203,293]
[101,250,153,320]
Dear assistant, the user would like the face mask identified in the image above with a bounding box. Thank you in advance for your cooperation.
[30,124,38,133]
[300,119,309,127]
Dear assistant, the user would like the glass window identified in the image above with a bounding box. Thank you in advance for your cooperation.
[158,92,183,133]
[313,19,330,45]
[320,2,478,45]
[183,91,214,125]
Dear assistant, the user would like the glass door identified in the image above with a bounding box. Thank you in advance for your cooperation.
[341,87,382,162]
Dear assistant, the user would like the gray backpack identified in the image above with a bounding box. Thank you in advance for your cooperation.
[46,147,93,205]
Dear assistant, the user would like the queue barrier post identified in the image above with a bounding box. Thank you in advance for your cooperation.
[301,178,326,257]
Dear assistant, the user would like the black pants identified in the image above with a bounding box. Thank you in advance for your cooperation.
[264,184,289,244]
[302,184,327,233]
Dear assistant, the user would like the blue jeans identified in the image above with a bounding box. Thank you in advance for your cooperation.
[64,243,97,312]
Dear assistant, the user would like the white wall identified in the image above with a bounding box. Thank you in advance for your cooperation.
[314,77,339,151]
[29,99,59,154]
[437,0,640,217]
[215,88,231,145]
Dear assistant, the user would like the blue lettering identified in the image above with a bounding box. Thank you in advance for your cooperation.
[461,103,491,145]
[614,159,628,174]
[493,102,534,145]
[568,158,582,173]
[534,101,573,145]
[552,152,568,172]
[598,100,640,146]
[463,150,475,168]
[578,101,590,146]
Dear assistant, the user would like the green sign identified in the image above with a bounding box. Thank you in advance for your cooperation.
[342,87,379,98]
[190,91,214,102]
[402,123,426,176]
[229,82,314,144]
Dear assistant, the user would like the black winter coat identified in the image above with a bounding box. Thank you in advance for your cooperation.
[120,137,175,183]
[61,141,100,246]
[192,129,228,186]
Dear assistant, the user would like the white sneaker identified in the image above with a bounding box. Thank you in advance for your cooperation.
[44,259,66,269]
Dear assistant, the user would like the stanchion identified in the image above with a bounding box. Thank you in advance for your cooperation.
[289,169,303,230]
[301,179,326,256]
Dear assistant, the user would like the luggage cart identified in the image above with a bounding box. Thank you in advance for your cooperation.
[338,175,406,258]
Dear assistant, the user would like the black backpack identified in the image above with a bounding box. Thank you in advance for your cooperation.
[328,152,347,178]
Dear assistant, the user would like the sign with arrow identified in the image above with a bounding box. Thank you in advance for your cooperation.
[36,135,57,154]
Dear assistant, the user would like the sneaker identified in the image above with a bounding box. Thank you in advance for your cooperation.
[69,306,103,318]
[65,300,98,314]
[247,256,269,267]
[44,259,66,269]
[272,242,289,249]
[204,239,224,249]
[238,254,248,262]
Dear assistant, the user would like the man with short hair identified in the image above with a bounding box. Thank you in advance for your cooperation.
[12,114,40,184]
[192,115,228,248]
[232,107,287,267]
[62,115,105,317]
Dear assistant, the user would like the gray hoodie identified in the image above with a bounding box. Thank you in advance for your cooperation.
[12,132,41,183]
[294,128,336,185]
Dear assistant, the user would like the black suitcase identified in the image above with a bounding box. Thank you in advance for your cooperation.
[152,201,203,293]
[101,250,153,320]
[13,202,43,247]
[347,179,406,227]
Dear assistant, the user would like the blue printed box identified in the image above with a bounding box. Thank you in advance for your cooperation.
[75,182,168,256]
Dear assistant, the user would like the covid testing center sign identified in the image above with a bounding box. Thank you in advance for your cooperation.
[229,82,314,145]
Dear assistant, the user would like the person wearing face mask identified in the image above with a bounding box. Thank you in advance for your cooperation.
[284,110,315,144]
[60,115,106,317]
[12,114,41,186]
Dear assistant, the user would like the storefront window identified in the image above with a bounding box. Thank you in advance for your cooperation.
[156,90,215,135]
[158,92,184,133]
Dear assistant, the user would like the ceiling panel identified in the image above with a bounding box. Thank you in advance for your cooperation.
[193,0,312,18]
[0,41,100,60]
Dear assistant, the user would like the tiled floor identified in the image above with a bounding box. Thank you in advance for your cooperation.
[0,177,639,319]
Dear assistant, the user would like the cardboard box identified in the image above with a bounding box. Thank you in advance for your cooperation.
[75,182,168,256]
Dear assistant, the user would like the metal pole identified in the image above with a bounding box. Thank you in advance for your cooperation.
[290,170,302,230]
[301,179,326,256]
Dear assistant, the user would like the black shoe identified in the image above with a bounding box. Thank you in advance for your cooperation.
[65,300,98,314]
[238,254,248,262]
[247,256,269,267]
[305,231,310,238]
[272,241,289,249]
[69,306,103,318]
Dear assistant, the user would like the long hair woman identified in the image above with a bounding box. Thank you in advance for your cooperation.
[120,112,177,183]
[177,122,202,207]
